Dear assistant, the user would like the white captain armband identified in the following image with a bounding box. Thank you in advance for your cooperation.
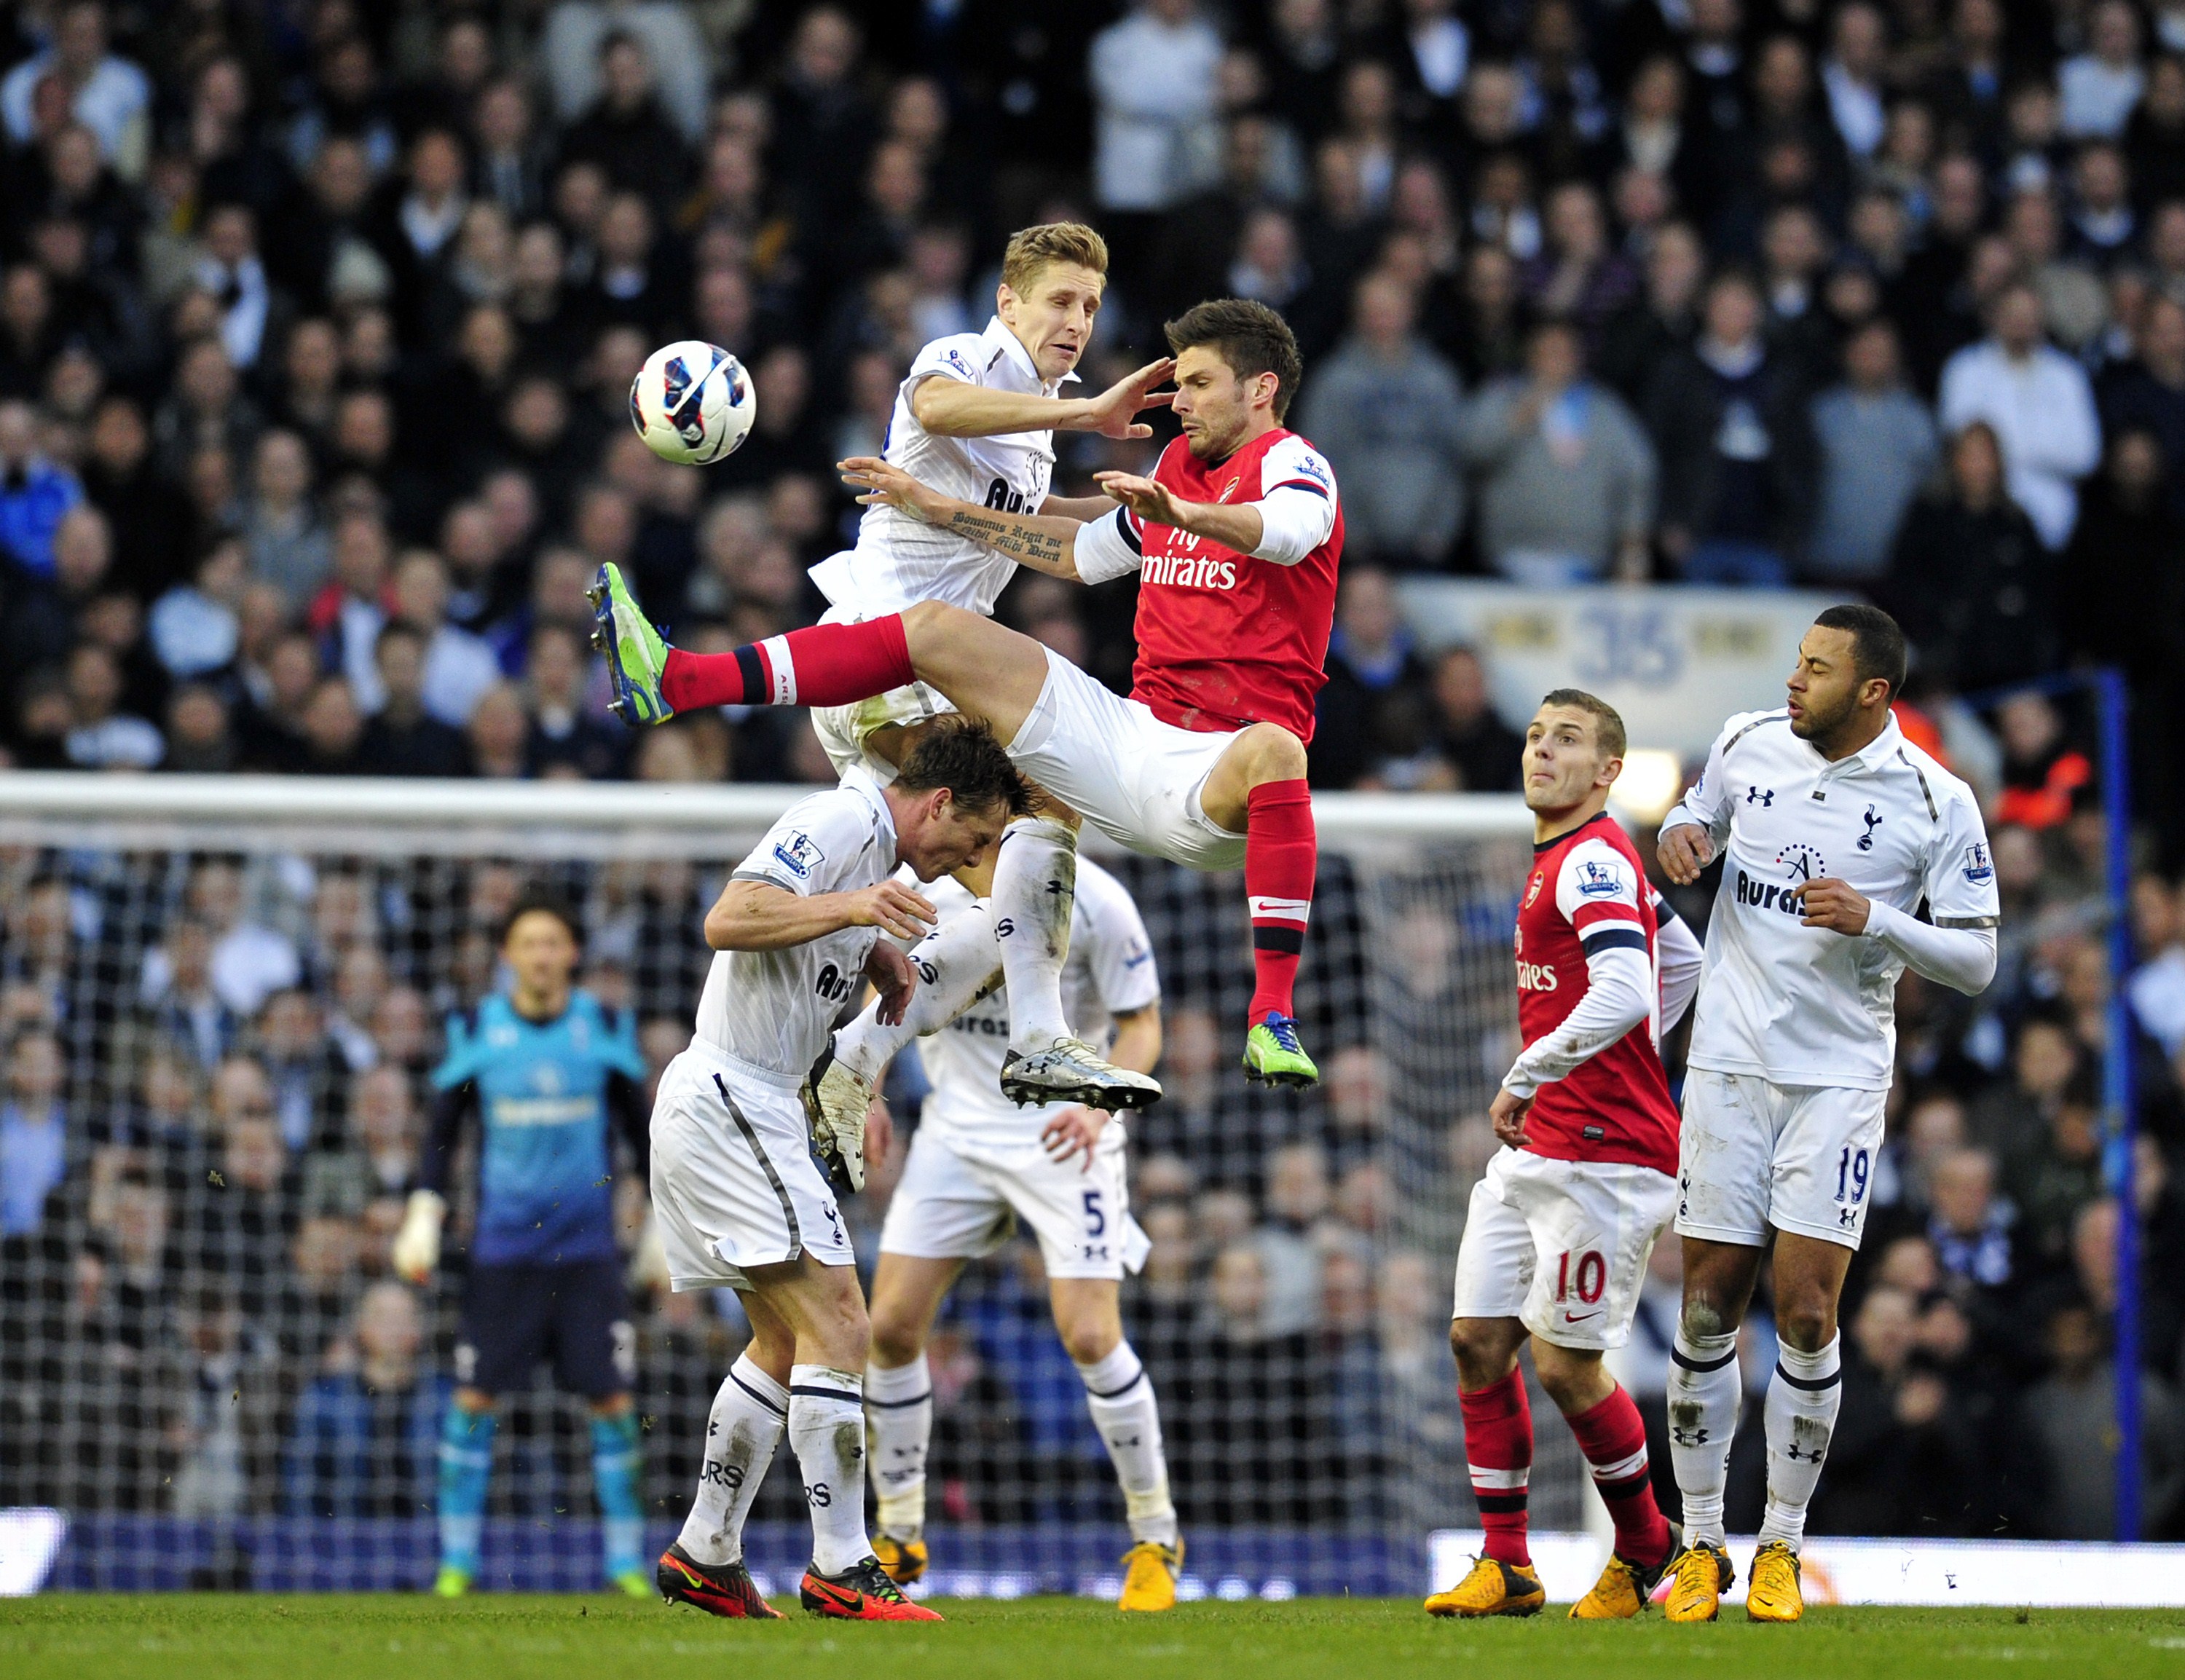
[1074,505,1144,585]
[1248,483,1338,565]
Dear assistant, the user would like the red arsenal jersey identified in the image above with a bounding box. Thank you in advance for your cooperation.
[1514,812,1681,1175]
[1103,427,1344,742]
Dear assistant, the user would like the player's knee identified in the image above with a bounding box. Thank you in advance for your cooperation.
[866,1304,924,1368]
[1680,1293,1736,1343]
[1775,1298,1838,1352]
[1058,1315,1120,1367]
[899,599,966,654]
[1241,722,1307,785]
[1447,1317,1511,1380]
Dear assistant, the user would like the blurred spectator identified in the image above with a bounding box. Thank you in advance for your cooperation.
[1925,1146,2020,1293]
[1647,269,1817,583]
[281,1281,447,1518]
[356,625,469,779]
[2023,1300,2181,1537]
[1090,0,1224,233]
[1310,567,1433,789]
[1885,422,2057,690]
[0,2,150,175]
[1428,645,1525,792]
[1938,283,2102,550]
[1464,319,1656,585]
[1295,271,1466,567]
[0,1028,67,1234]
[1808,320,1939,583]
[0,398,84,577]
[2060,1,2147,141]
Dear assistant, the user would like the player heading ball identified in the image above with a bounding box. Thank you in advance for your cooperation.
[595,295,1344,1089]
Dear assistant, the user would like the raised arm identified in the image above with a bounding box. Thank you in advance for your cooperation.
[704,875,938,950]
[908,357,1176,440]
[840,455,1093,580]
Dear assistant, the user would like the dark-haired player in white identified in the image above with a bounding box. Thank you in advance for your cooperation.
[1656,604,1999,1622]
[1428,690,1701,1621]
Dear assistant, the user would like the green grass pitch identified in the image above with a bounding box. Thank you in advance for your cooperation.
[6,1596,2185,1680]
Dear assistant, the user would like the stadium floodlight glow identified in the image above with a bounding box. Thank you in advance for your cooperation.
[1607,749,1685,827]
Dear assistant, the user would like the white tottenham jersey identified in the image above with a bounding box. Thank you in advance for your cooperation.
[808,315,1074,619]
[1665,709,2000,1091]
[695,768,898,1078]
[918,858,1160,1147]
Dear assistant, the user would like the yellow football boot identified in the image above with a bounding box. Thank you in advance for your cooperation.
[1663,1539,1735,1623]
[873,1533,928,1586]
[1424,1555,1546,1617]
[1570,1524,1680,1620]
[1745,1539,1804,1622]
[1118,1538,1182,1612]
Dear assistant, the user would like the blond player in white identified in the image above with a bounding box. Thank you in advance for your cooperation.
[649,717,1031,1624]
[1654,604,1999,1624]
[841,857,1179,1611]
[805,220,1174,1115]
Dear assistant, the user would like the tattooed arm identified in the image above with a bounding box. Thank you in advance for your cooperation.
[839,455,1090,580]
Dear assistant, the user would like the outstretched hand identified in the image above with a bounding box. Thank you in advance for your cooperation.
[1095,470,1188,528]
[840,456,950,524]
[1077,358,1176,439]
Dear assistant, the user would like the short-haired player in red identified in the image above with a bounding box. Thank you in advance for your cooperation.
[1425,690,1704,1620]
[593,299,1336,1092]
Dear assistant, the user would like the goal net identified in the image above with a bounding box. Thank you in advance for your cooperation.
[0,774,1557,1597]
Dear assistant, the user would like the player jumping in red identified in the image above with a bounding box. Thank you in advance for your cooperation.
[592,299,1339,1090]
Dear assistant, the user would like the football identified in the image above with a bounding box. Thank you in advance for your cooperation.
[629,339,756,465]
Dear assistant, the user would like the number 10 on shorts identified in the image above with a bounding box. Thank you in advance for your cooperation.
[1556,1249,1606,1304]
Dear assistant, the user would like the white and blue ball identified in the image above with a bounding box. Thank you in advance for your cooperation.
[629,340,756,465]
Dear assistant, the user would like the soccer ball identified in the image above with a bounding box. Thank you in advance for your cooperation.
[629,340,756,465]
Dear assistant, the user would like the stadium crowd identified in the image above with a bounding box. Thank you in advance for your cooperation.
[0,0,2182,1551]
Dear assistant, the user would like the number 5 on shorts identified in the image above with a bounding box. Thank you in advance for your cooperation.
[1082,1189,1106,1237]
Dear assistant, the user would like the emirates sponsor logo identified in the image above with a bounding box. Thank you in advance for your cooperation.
[1143,553,1237,588]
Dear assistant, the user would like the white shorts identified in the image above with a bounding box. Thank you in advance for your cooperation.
[1006,648,1247,871]
[809,604,956,781]
[649,1040,855,1291]
[1450,1148,1677,1351]
[878,1118,1150,1281]
[1674,1068,1889,1250]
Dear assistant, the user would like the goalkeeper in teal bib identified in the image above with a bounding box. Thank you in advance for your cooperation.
[392,891,653,1598]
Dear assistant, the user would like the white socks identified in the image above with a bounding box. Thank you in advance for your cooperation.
[993,816,1076,1051]
[1076,1342,1178,1547]
[865,1354,934,1542]
[835,899,1004,1084]
[1758,1333,1842,1551]
[1667,1327,1741,1548]
[678,1354,787,1566]
[790,1364,872,1574]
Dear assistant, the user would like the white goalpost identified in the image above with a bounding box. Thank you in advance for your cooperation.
[0,771,1566,1596]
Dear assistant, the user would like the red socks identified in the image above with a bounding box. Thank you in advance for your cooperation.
[1568,1384,1672,1568]
[661,617,914,711]
[1460,1368,1533,1566]
[1245,778,1315,1023]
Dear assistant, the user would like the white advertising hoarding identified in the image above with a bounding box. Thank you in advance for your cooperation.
[1397,581,1843,760]
[1429,1529,2185,1607]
